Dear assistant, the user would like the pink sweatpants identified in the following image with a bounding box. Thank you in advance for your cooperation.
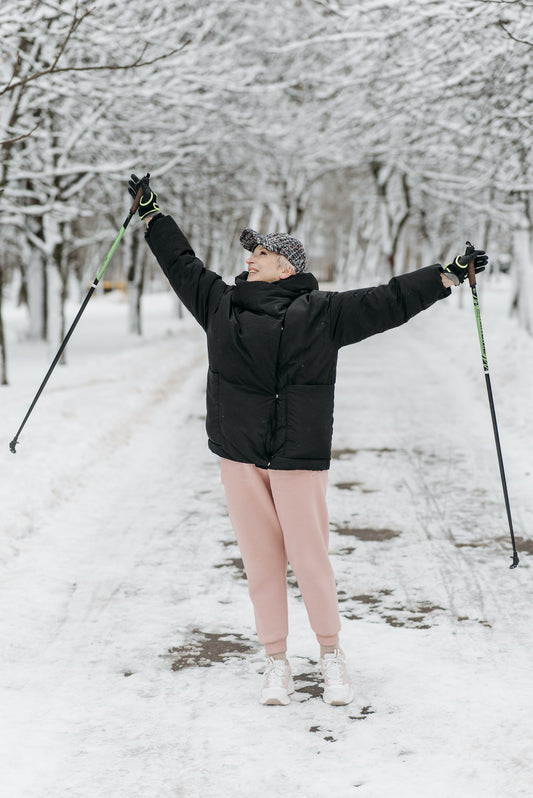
[220,458,341,656]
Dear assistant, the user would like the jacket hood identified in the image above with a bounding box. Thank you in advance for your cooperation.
[233,271,319,317]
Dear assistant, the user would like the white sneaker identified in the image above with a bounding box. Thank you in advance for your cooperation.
[320,649,354,705]
[260,657,295,705]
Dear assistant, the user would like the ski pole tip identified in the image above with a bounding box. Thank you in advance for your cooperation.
[9,438,18,454]
[510,552,519,569]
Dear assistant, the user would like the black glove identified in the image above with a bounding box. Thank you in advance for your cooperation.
[128,173,161,220]
[443,241,488,285]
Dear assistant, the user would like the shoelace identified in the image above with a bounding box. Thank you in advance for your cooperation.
[322,653,347,687]
[265,659,290,688]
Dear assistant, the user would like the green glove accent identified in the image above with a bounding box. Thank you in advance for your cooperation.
[444,243,488,285]
[128,173,161,219]
[443,256,466,286]
[138,190,160,220]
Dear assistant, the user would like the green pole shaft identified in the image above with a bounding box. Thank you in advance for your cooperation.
[96,221,128,282]
[471,284,489,373]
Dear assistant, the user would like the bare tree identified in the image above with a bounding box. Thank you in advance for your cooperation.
[2,0,533,390]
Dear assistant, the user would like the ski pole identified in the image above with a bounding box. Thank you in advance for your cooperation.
[467,242,519,569]
[9,177,146,454]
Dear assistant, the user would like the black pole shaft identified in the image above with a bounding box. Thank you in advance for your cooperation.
[9,282,98,453]
[481,369,519,566]
[469,267,519,568]
[9,185,143,454]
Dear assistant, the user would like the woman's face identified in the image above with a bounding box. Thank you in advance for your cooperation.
[246,246,293,283]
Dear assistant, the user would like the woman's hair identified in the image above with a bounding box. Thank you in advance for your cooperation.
[277,253,295,274]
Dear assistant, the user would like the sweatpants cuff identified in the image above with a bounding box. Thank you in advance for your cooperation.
[316,633,340,647]
[264,639,288,656]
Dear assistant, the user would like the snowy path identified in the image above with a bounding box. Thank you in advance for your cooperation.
[1,285,533,797]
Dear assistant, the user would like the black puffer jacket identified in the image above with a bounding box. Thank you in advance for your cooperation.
[146,215,450,470]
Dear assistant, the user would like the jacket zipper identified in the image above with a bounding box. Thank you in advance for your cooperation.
[266,320,285,467]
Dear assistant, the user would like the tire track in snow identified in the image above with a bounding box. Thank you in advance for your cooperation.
[332,306,532,646]
[3,296,533,797]
[1,328,208,566]
[395,320,530,633]
[1,326,243,798]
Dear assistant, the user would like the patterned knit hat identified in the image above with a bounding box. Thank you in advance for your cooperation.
[240,228,306,273]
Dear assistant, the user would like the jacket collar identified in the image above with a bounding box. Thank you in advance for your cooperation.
[232,271,319,317]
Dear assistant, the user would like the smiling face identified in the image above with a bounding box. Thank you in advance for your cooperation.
[246,246,295,283]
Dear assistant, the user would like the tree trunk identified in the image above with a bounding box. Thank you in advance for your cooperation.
[127,231,144,335]
[512,219,533,335]
[0,265,7,385]
[371,162,411,277]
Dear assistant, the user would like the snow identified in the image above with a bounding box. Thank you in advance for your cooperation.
[1,276,533,798]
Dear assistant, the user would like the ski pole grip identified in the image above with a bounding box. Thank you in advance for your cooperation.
[468,259,477,288]
[131,185,144,214]
[130,172,150,214]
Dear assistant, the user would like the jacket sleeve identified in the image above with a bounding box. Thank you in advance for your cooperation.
[328,264,451,348]
[145,215,227,331]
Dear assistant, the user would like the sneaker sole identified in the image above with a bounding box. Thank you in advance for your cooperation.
[260,681,295,706]
[261,696,291,706]
[322,687,354,706]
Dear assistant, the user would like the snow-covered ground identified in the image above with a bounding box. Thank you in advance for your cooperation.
[1,274,532,798]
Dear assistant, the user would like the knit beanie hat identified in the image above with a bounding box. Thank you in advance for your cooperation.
[240,228,306,273]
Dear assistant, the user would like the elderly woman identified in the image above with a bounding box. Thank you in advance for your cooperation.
[128,173,486,706]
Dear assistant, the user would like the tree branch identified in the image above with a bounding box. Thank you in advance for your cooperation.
[498,20,533,46]
[0,119,43,147]
[0,35,190,98]
[49,1,92,74]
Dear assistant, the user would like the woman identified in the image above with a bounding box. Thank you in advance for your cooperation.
[128,173,487,706]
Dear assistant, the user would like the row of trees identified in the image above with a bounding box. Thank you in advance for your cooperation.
[1,0,532,384]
